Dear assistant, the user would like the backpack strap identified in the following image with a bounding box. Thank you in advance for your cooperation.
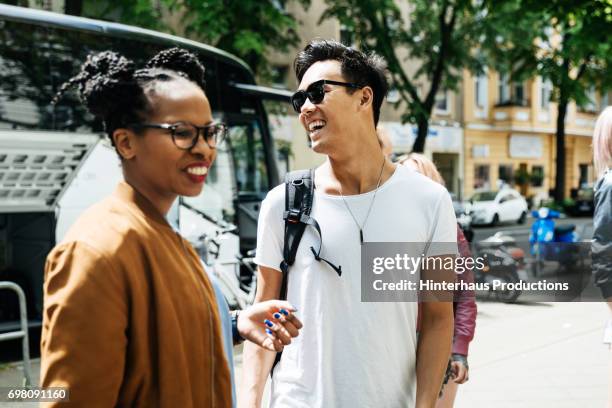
[279,169,314,299]
[279,169,341,299]
[272,169,341,376]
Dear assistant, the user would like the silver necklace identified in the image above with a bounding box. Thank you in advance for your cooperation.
[339,157,386,245]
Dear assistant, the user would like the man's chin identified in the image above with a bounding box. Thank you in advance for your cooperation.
[310,140,327,154]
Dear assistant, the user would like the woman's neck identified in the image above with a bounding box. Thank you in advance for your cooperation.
[123,172,176,216]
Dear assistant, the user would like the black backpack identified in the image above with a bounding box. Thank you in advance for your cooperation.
[272,169,342,374]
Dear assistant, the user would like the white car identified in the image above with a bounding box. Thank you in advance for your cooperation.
[468,188,529,226]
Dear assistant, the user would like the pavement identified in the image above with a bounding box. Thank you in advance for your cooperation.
[455,301,610,408]
[1,217,606,406]
[2,301,608,407]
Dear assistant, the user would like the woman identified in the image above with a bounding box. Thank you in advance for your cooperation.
[398,153,477,408]
[593,107,612,300]
[592,107,612,407]
[43,48,300,407]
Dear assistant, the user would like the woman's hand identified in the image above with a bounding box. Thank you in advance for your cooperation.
[237,300,303,352]
[450,354,469,384]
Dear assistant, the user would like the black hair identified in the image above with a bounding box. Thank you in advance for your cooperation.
[293,39,388,126]
[52,47,206,145]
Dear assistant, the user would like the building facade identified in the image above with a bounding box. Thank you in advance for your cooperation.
[462,70,604,201]
[268,0,465,196]
[267,0,609,203]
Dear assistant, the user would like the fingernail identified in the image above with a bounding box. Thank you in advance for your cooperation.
[265,328,273,335]
[273,312,281,319]
[264,319,273,328]
[280,309,289,316]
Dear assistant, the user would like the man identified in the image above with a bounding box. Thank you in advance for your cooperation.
[240,40,456,407]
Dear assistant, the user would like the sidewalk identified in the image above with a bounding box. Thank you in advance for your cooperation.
[0,359,40,408]
[456,301,609,407]
[1,302,609,407]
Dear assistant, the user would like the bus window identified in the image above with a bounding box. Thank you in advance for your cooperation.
[230,120,269,197]
[0,19,221,133]
[182,142,236,225]
[0,20,54,130]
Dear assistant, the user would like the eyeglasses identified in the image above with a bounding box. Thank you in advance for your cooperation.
[128,121,227,150]
[290,79,361,113]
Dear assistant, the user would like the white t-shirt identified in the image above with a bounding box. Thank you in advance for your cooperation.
[254,164,457,408]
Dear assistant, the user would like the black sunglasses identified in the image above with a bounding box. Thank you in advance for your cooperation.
[290,79,361,113]
[128,121,227,150]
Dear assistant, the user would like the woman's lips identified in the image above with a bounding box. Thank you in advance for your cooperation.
[185,164,208,184]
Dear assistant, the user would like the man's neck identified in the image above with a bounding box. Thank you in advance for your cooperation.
[319,139,396,196]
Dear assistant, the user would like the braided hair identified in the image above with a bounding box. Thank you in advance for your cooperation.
[53,47,206,145]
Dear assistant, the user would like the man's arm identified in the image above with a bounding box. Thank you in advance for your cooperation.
[415,300,453,407]
[416,253,455,408]
[238,266,283,408]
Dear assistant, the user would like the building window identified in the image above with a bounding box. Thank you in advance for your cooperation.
[579,86,597,113]
[498,72,525,106]
[434,89,451,115]
[498,164,514,186]
[513,81,525,105]
[601,91,609,110]
[474,164,490,190]
[475,73,488,109]
[531,165,544,187]
[540,79,552,110]
[579,163,590,187]
[498,73,510,105]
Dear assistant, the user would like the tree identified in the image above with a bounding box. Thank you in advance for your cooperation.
[68,0,307,78]
[485,0,612,201]
[321,0,487,152]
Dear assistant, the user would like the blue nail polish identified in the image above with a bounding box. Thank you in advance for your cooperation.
[280,309,289,316]
[273,312,281,319]
[264,319,273,328]
[266,328,273,335]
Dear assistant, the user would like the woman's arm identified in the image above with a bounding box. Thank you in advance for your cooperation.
[593,178,612,299]
[452,227,477,356]
[41,241,127,407]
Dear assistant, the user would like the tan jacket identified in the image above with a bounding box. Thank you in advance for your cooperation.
[41,182,231,407]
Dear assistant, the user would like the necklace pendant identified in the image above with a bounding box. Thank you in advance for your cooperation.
[359,229,364,245]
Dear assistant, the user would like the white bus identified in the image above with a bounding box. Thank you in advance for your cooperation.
[0,4,292,337]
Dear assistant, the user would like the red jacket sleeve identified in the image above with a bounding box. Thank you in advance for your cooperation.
[452,226,477,356]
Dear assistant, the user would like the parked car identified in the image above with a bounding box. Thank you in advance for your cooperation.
[568,186,595,216]
[469,188,529,226]
[450,193,474,241]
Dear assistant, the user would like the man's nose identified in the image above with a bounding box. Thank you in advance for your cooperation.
[300,97,316,115]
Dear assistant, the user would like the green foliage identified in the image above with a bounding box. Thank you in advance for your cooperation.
[530,171,544,187]
[81,0,308,77]
[485,0,612,108]
[493,0,611,201]
[164,0,307,78]
[321,0,488,152]
[514,168,530,185]
[539,198,566,212]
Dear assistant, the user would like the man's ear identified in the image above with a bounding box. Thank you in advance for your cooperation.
[112,128,137,160]
[359,86,374,108]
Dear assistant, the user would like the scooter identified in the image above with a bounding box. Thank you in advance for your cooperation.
[472,232,526,303]
[529,207,581,276]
